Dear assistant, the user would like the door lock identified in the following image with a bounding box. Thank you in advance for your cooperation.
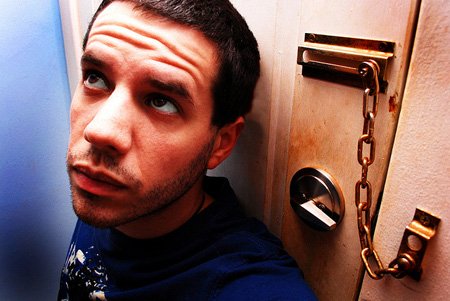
[290,168,345,231]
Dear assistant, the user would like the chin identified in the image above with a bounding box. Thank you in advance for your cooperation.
[73,203,117,228]
[71,189,127,228]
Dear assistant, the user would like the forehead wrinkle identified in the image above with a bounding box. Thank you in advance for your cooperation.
[88,19,215,86]
[87,33,204,95]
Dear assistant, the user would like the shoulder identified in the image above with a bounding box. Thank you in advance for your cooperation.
[210,253,317,300]
[202,177,317,300]
[212,271,317,301]
[207,223,317,301]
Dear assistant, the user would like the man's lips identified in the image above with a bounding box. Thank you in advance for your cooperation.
[71,165,127,196]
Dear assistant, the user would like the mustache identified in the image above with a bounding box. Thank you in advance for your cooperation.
[67,147,141,187]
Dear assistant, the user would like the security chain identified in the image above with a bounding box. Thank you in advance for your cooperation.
[355,60,411,279]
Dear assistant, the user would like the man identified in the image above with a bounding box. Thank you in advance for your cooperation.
[58,0,316,300]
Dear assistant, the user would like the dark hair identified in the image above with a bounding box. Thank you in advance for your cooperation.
[83,0,260,127]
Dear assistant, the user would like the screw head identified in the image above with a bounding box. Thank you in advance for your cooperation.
[419,214,431,226]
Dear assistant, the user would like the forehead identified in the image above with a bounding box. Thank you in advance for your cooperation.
[86,1,218,91]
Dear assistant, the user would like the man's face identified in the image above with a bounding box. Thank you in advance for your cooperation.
[67,2,220,228]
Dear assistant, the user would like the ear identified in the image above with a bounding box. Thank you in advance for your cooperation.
[207,117,245,170]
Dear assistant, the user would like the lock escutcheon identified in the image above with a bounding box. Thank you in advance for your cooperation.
[290,168,345,231]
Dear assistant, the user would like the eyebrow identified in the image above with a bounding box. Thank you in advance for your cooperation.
[148,78,193,104]
[80,53,105,68]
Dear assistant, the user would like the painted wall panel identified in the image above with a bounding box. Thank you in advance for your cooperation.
[0,0,75,299]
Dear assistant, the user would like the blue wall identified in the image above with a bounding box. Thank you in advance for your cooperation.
[0,0,76,299]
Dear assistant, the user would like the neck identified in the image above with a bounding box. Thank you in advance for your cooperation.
[115,181,213,239]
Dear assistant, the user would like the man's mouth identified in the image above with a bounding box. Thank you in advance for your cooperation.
[71,165,127,196]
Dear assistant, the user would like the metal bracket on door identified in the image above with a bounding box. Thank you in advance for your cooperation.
[297,33,394,92]
[389,208,441,280]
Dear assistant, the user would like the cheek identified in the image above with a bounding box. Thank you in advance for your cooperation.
[69,109,83,136]
[68,101,93,146]
[137,131,212,172]
[139,137,186,166]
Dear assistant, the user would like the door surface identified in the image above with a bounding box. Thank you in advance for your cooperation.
[279,1,420,300]
[359,0,450,299]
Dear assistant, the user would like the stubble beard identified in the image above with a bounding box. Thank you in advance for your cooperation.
[67,137,216,228]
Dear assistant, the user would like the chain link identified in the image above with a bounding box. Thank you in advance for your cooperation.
[355,60,408,279]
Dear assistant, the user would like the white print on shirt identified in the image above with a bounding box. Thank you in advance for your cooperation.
[60,242,109,301]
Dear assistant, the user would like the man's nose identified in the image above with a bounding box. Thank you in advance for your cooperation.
[83,90,133,155]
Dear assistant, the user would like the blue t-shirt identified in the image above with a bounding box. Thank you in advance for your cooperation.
[58,177,317,300]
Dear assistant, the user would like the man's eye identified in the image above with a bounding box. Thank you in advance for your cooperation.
[145,95,179,114]
[84,72,108,90]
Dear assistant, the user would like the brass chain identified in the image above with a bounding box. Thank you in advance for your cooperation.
[355,60,407,280]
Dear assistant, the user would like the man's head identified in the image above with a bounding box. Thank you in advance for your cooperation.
[66,0,260,235]
[84,0,260,128]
